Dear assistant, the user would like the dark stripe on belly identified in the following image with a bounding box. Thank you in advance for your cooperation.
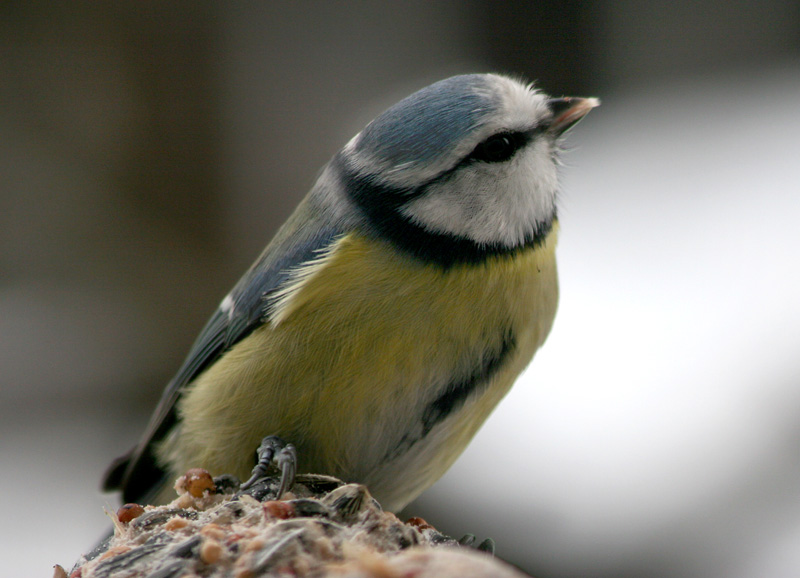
[382,329,516,463]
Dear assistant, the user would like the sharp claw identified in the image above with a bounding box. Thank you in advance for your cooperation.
[276,444,297,498]
[239,468,263,491]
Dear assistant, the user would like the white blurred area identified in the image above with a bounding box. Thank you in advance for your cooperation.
[411,62,800,577]
[3,4,800,577]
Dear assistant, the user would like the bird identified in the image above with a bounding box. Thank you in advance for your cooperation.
[103,73,598,512]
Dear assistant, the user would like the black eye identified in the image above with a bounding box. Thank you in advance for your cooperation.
[468,131,527,164]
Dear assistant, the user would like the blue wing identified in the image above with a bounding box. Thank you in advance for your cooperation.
[103,199,344,502]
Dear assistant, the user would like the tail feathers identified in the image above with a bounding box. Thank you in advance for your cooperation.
[101,451,131,492]
[101,445,168,505]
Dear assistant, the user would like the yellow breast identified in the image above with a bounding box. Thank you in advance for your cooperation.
[161,225,559,510]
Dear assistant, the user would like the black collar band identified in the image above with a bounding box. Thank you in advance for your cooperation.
[337,156,554,269]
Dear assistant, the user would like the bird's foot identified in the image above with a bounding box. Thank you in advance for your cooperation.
[238,435,297,500]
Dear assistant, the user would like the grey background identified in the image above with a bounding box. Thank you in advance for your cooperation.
[2,2,800,576]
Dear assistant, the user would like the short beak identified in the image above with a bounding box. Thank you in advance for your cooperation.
[547,97,600,135]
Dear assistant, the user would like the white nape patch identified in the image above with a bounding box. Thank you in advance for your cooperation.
[343,131,361,154]
[401,137,559,247]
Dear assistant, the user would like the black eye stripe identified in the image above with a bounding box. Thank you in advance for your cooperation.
[467,130,530,164]
[384,126,543,199]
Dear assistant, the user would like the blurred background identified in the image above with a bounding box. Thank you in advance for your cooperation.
[2,2,800,576]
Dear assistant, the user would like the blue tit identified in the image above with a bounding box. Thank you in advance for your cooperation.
[103,73,598,512]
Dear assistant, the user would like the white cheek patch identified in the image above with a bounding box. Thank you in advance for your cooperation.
[400,139,559,247]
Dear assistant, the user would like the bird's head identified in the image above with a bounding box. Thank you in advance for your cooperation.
[328,74,598,266]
